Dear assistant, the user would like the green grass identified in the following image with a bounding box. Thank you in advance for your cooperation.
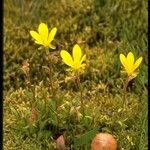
[4,0,148,149]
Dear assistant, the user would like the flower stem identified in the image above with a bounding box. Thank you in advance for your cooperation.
[46,49,59,127]
[123,76,130,106]
[49,56,54,96]
[76,72,85,116]
[23,65,35,109]
[45,50,55,99]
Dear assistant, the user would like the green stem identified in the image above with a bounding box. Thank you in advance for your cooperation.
[123,76,130,106]
[48,55,59,126]
[48,55,55,98]
[76,72,85,117]
[45,49,59,127]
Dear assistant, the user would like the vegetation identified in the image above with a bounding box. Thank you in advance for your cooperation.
[4,0,148,149]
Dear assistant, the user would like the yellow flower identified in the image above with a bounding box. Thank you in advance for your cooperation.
[30,23,57,49]
[60,44,86,71]
[119,52,143,77]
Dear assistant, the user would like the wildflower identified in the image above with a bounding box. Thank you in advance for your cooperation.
[30,23,57,49]
[60,44,86,71]
[119,52,143,78]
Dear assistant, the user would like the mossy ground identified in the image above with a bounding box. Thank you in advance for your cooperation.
[4,0,148,149]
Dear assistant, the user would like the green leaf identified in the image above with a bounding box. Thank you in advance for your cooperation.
[74,127,99,148]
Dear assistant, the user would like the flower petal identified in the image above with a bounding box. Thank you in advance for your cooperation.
[80,55,86,64]
[127,52,134,66]
[38,23,49,40]
[119,54,126,68]
[48,27,57,43]
[125,52,135,75]
[30,31,42,43]
[133,57,143,71]
[60,50,74,67]
[35,40,43,45]
[73,44,82,62]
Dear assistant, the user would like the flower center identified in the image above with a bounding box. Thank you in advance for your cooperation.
[72,62,80,70]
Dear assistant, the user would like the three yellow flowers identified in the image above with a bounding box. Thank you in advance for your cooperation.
[30,22,143,76]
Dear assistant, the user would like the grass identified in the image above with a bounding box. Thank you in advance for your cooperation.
[4,0,148,149]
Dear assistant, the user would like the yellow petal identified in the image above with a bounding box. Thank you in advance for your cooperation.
[133,57,143,71]
[30,31,42,43]
[125,52,135,75]
[38,23,48,40]
[80,55,86,64]
[73,44,82,62]
[48,27,57,43]
[119,54,126,68]
[60,50,74,67]
[35,40,43,45]
[126,52,134,66]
